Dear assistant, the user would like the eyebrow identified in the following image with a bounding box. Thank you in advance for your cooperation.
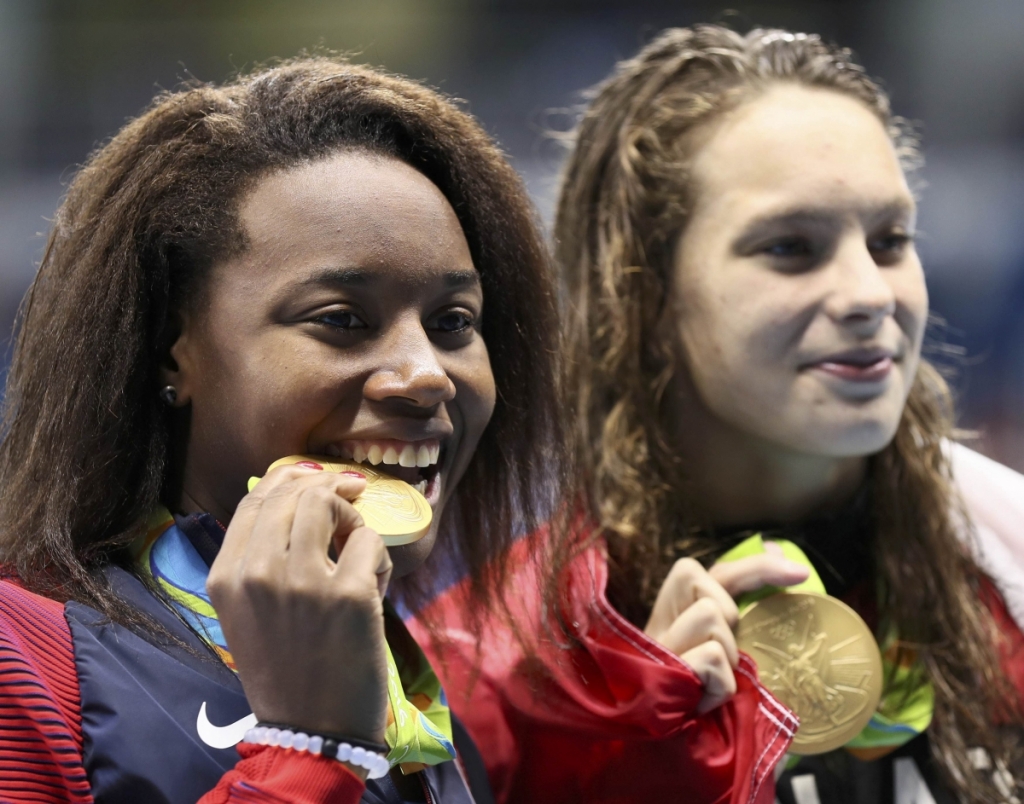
[742,200,916,233]
[441,269,481,289]
[299,267,370,288]
[297,266,481,290]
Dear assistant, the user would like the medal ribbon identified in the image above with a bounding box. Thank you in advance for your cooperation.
[134,508,456,772]
[717,534,934,760]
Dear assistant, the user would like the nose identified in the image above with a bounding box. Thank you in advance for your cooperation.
[823,236,897,332]
[363,316,455,408]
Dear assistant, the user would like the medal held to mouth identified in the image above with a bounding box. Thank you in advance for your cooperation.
[252,455,433,547]
[735,591,883,755]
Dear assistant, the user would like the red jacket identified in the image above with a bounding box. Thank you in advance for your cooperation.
[412,532,1024,804]
[412,538,795,804]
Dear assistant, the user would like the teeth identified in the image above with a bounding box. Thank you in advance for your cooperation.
[413,480,427,494]
[398,444,417,467]
[330,441,440,467]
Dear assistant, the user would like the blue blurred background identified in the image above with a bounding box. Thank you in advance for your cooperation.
[1,0,1023,468]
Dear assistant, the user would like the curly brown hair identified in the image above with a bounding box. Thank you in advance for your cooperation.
[554,25,1017,801]
[0,57,561,634]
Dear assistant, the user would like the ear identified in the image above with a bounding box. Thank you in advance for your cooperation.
[158,312,198,408]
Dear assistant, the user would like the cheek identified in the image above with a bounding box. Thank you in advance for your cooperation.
[196,342,364,466]
[675,276,797,398]
[235,352,336,423]
[895,267,929,346]
[894,272,929,404]
[440,347,495,505]
[460,346,497,441]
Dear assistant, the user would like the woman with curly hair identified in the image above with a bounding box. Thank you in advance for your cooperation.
[0,57,563,803]
[419,26,1024,804]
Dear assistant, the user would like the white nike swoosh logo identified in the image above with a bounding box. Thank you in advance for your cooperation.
[196,701,258,749]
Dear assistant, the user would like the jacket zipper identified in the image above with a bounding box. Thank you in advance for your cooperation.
[418,773,435,804]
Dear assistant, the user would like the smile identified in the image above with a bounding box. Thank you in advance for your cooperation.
[803,345,898,386]
[812,356,893,383]
[324,439,443,500]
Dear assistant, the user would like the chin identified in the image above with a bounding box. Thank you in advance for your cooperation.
[387,525,439,579]
[800,413,903,458]
[778,383,908,458]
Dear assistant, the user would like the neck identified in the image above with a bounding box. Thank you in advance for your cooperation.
[177,484,235,525]
[669,384,866,528]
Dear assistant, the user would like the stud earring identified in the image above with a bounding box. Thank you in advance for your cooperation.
[159,386,178,406]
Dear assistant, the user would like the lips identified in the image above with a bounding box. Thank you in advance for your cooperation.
[815,356,893,382]
[806,348,895,383]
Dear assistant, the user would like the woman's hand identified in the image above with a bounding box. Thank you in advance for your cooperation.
[644,544,809,713]
[207,465,393,747]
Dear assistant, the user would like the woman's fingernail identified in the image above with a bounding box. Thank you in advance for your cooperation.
[341,470,365,479]
[295,461,324,471]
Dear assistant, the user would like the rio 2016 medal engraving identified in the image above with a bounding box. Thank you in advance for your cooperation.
[735,592,883,755]
[263,455,433,547]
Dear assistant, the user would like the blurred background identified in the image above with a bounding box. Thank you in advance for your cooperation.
[1,0,1023,468]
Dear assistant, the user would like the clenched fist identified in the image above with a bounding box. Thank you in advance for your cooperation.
[644,543,809,713]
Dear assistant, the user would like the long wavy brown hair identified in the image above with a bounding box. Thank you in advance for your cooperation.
[554,25,1017,801]
[0,58,561,636]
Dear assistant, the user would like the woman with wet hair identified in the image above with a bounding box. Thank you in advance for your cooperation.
[419,26,1024,804]
[0,57,563,803]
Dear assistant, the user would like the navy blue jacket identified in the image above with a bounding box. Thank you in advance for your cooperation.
[61,513,492,804]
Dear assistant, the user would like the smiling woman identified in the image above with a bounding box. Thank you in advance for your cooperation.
[0,58,561,804]
[559,28,1024,804]
[418,25,1024,804]
[667,84,928,498]
[168,152,496,576]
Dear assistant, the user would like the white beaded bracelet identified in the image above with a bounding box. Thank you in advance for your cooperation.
[243,725,391,780]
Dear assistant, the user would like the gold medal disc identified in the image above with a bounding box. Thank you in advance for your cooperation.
[736,592,883,755]
[266,455,433,547]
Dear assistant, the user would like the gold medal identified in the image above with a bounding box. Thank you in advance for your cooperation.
[736,592,883,755]
[264,455,433,547]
